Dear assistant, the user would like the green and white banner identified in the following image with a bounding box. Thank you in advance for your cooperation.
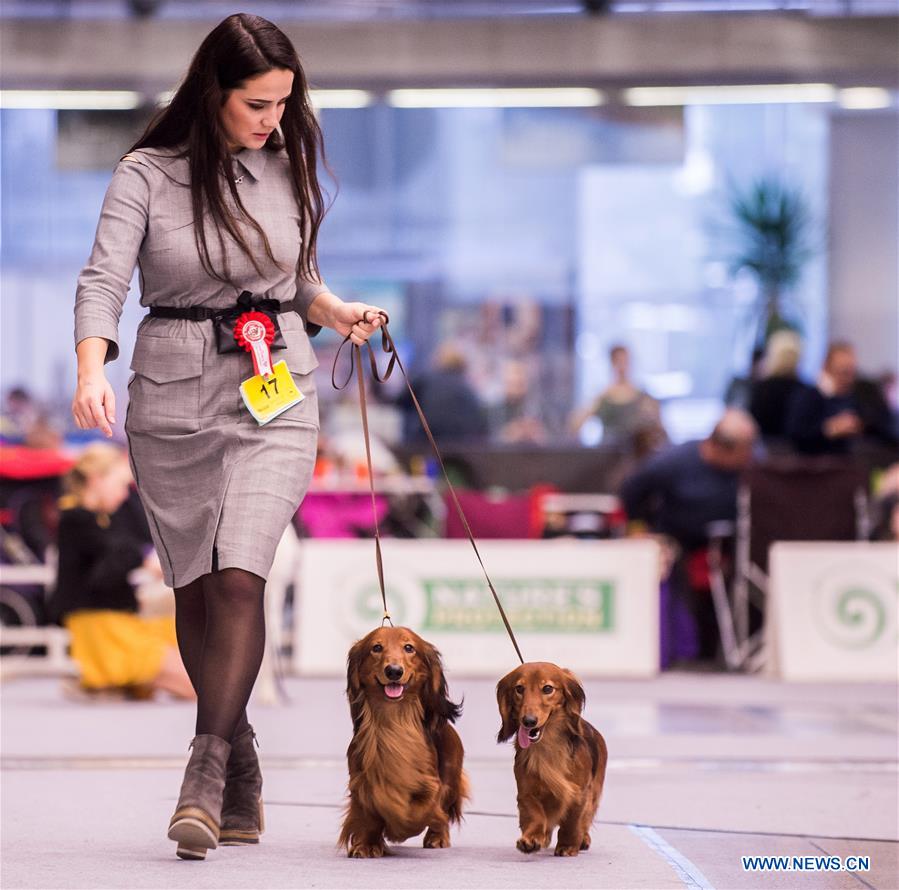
[294,539,661,677]
[769,542,899,681]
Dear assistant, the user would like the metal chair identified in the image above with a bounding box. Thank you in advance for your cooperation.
[709,456,869,671]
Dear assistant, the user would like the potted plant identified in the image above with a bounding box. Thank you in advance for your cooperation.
[728,177,815,345]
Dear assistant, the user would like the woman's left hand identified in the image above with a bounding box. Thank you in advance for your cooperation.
[332,301,386,345]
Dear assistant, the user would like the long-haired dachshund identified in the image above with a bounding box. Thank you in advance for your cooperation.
[497,661,608,856]
[339,626,470,858]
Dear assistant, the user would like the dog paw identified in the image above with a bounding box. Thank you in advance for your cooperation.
[580,833,591,851]
[555,844,580,857]
[516,836,542,854]
[423,829,450,848]
[348,842,386,858]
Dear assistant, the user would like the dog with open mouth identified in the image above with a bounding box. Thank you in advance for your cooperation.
[339,626,470,858]
[496,661,608,856]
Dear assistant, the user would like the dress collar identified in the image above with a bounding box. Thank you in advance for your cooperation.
[233,147,269,182]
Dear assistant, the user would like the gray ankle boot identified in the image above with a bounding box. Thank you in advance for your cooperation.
[167,734,231,860]
[219,725,265,845]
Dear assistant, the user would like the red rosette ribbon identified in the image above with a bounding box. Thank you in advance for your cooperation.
[234,310,275,378]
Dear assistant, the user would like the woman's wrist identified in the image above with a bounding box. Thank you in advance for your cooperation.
[77,365,105,383]
[75,337,109,382]
[307,291,343,330]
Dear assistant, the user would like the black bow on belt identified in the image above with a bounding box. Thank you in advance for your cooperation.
[212,291,287,354]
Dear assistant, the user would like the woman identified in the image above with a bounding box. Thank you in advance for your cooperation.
[51,443,194,700]
[748,329,804,442]
[71,14,384,860]
[569,344,666,451]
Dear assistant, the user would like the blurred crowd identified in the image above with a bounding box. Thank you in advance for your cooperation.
[317,330,898,464]
[1,328,896,684]
[725,333,897,457]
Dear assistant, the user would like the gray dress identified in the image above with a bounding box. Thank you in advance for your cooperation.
[74,145,328,588]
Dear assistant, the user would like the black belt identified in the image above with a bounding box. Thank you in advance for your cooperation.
[147,290,297,322]
[147,290,303,353]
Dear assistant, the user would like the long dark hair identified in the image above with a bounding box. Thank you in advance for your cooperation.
[129,13,326,285]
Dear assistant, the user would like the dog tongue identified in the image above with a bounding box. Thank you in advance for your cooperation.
[384,683,404,699]
[517,726,532,749]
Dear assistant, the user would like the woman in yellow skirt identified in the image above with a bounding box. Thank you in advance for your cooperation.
[50,443,194,699]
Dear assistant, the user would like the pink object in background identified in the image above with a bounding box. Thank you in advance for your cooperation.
[298,492,390,539]
[442,490,534,539]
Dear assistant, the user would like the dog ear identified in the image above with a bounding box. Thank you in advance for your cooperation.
[346,634,369,731]
[420,637,462,727]
[560,668,586,716]
[495,670,518,743]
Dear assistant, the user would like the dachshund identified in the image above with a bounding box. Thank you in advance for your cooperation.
[339,626,470,858]
[496,661,607,857]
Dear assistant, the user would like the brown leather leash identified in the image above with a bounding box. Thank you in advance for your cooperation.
[331,311,525,664]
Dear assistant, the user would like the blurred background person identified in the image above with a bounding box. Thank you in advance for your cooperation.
[749,329,804,445]
[47,443,193,700]
[570,344,667,451]
[787,341,898,455]
[620,409,758,662]
[492,358,548,444]
[398,341,488,445]
[855,370,899,447]
[0,386,64,449]
[1,388,39,442]
[724,347,765,411]
[620,407,757,552]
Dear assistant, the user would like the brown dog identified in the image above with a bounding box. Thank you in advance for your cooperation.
[339,626,470,858]
[496,661,608,856]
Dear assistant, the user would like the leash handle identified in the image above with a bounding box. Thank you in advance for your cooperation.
[332,312,524,664]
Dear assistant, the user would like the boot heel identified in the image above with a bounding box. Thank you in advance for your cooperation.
[168,734,230,861]
[168,811,219,850]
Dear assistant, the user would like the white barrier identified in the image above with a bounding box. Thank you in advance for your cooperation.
[294,538,660,677]
[768,542,899,682]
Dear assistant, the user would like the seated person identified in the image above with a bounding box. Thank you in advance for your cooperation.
[749,329,804,441]
[787,341,898,455]
[48,443,194,699]
[493,359,548,444]
[397,343,488,445]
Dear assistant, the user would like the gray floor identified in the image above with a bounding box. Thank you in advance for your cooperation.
[2,672,897,890]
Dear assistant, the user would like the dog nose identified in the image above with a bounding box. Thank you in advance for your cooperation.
[522,715,538,728]
[385,664,404,682]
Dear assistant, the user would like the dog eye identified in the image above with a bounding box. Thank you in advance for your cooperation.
[514,685,524,695]
[372,644,383,653]
[542,685,554,694]
[403,644,415,653]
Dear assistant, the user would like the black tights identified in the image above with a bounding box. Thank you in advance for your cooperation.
[173,567,266,742]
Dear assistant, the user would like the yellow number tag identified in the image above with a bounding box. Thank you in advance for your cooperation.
[239,359,305,425]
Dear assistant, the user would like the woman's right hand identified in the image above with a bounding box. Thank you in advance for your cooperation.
[72,370,116,437]
[73,336,117,437]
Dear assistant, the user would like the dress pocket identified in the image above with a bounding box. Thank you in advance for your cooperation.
[278,314,319,375]
[125,336,203,434]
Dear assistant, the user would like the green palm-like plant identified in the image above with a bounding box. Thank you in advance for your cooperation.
[728,178,815,343]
